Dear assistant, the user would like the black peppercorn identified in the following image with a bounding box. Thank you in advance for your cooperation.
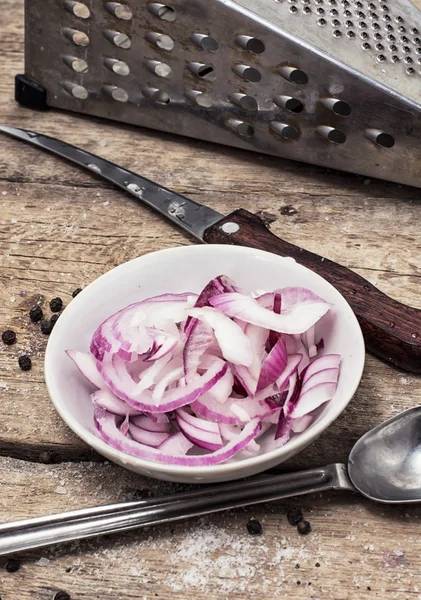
[50,297,63,312]
[297,520,311,535]
[29,306,43,323]
[5,558,21,573]
[18,355,32,371]
[287,507,303,526]
[54,592,71,600]
[72,288,82,298]
[40,320,53,335]
[2,330,16,345]
[246,518,263,535]
[50,314,60,327]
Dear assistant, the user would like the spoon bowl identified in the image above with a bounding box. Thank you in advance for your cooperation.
[348,406,421,503]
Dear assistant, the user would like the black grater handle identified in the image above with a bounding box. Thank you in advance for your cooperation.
[204,209,421,374]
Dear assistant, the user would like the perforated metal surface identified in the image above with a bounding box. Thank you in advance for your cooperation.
[24,0,421,187]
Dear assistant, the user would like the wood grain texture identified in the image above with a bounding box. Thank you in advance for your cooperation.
[1,0,421,597]
[204,208,421,373]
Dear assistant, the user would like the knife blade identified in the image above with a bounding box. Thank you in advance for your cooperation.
[1,124,420,374]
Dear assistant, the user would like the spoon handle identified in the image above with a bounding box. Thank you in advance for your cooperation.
[0,464,353,556]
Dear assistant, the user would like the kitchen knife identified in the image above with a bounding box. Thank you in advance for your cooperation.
[1,124,420,373]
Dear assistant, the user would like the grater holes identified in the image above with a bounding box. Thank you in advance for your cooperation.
[279,66,308,84]
[362,42,371,49]
[316,8,325,14]
[389,44,397,52]
[377,54,386,61]
[372,23,380,30]
[373,33,382,40]
[147,3,176,22]
[103,85,129,102]
[391,54,399,62]
[274,95,304,113]
[360,31,369,39]
[290,7,298,14]
[331,18,341,26]
[344,9,352,17]
[359,22,367,29]
[365,129,394,147]
[333,29,342,37]
[235,36,265,54]
[303,7,312,14]
[232,65,261,82]
[402,46,411,53]
[318,18,327,25]
[63,56,89,73]
[330,9,339,15]
[317,126,346,144]
[375,43,384,50]
[229,93,258,111]
[191,34,219,52]
[145,32,174,51]
[406,67,415,74]
[400,36,409,43]
[145,60,172,78]
[345,20,353,27]
[64,1,90,19]
[144,88,170,104]
[104,58,130,75]
[64,28,90,46]
[346,30,355,38]
[104,30,131,49]
[63,82,88,99]
[105,2,133,20]
[226,119,254,138]
[270,122,300,141]
[387,33,395,41]
[186,90,213,108]
[404,56,413,64]
[411,28,419,35]
[188,62,216,81]
[322,97,351,116]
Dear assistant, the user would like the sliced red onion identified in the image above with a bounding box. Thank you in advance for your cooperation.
[98,355,228,413]
[188,307,253,367]
[210,288,331,334]
[232,323,267,396]
[158,431,194,456]
[183,319,214,383]
[191,394,242,425]
[300,367,339,395]
[94,408,261,465]
[131,414,170,432]
[290,415,313,433]
[206,365,234,403]
[152,364,184,402]
[292,381,338,419]
[128,423,171,447]
[66,350,106,390]
[91,389,142,417]
[176,409,223,451]
[74,275,341,467]
[256,337,287,393]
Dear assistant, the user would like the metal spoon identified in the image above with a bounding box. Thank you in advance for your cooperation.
[1,406,420,556]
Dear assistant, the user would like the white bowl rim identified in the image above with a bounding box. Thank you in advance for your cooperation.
[45,244,365,477]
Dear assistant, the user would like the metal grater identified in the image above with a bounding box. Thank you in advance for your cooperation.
[20,0,421,187]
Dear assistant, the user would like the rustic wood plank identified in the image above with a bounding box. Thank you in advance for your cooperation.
[1,456,420,600]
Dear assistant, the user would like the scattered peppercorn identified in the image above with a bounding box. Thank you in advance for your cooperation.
[18,355,32,371]
[295,564,300,569]
[296,581,301,585]
[315,562,320,568]
[287,507,303,526]
[72,288,82,298]
[5,558,21,573]
[50,314,60,327]
[50,297,63,313]
[40,319,53,335]
[297,520,311,535]
[246,518,263,535]
[54,592,71,600]
[367,587,371,591]
[1,330,16,345]
[29,305,43,323]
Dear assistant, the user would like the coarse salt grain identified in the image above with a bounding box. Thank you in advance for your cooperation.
[35,557,50,567]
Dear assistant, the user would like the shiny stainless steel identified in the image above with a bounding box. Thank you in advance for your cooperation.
[23,0,421,187]
[0,464,351,556]
[3,406,421,556]
[348,406,421,503]
[0,126,222,241]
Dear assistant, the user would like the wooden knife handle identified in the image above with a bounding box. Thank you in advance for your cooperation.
[203,208,421,374]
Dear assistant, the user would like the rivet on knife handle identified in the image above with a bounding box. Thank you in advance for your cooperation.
[204,209,421,374]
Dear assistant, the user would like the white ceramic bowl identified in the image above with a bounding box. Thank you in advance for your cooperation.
[45,245,365,483]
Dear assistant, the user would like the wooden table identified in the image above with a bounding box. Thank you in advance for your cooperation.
[1,1,421,598]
